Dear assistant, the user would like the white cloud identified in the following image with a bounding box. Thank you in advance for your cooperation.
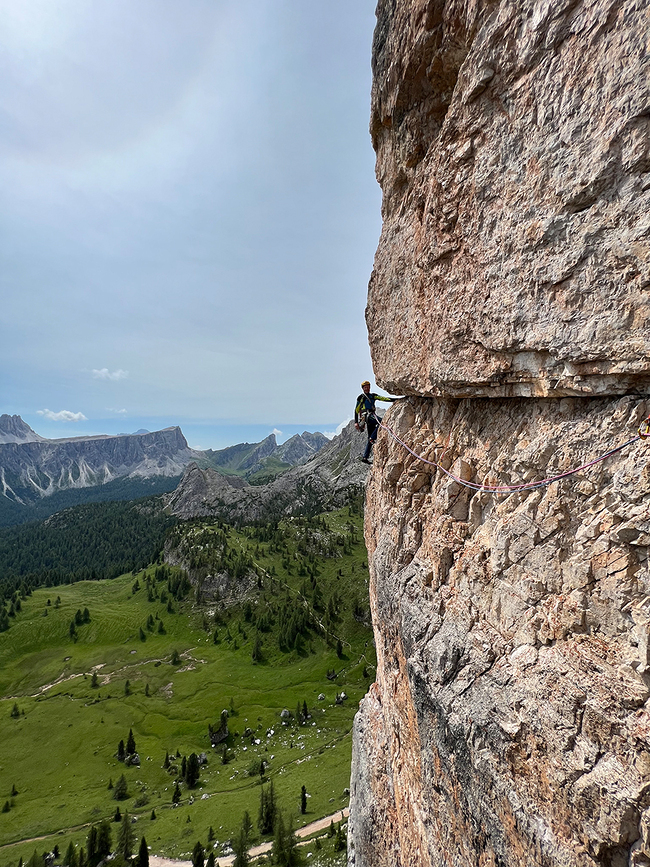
[323,417,352,439]
[271,428,282,437]
[92,368,129,381]
[107,407,127,414]
[37,408,87,422]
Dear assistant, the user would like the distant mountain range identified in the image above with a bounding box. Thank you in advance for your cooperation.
[167,420,369,523]
[0,414,333,526]
[199,430,329,483]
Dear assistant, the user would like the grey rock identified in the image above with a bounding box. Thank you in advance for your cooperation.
[0,422,200,505]
[166,421,370,523]
[0,415,46,445]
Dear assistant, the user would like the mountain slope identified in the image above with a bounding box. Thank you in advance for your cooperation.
[0,425,199,506]
[167,421,370,523]
[0,414,46,445]
[198,430,330,481]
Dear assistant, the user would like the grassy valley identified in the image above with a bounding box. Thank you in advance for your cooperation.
[0,506,373,866]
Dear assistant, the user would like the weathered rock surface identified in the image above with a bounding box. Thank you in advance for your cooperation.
[350,396,650,866]
[167,421,370,523]
[367,0,650,398]
[351,2,650,865]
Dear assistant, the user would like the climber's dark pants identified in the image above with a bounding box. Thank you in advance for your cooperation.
[363,416,379,460]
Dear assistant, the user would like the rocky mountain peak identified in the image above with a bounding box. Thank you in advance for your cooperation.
[167,421,369,524]
[0,415,46,445]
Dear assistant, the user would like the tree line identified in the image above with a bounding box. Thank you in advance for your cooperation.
[0,496,176,599]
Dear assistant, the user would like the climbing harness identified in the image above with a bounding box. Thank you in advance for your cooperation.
[378,417,648,496]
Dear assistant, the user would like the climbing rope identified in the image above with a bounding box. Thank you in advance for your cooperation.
[378,414,650,495]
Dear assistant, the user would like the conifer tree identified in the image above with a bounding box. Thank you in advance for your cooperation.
[86,826,98,867]
[64,841,78,867]
[232,827,250,867]
[126,728,136,755]
[191,840,204,867]
[186,753,200,788]
[113,774,128,801]
[136,835,149,867]
[117,811,135,861]
[97,820,112,862]
[272,812,303,866]
[257,780,277,835]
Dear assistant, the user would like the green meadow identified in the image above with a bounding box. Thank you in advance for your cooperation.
[0,508,373,865]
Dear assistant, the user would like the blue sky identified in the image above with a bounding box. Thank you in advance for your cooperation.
[0,1,382,449]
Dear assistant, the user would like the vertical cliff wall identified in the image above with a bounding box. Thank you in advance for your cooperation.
[350,2,650,866]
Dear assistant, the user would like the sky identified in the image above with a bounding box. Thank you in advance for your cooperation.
[0,0,382,449]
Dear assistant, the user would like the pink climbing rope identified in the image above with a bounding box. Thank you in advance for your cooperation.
[378,420,645,495]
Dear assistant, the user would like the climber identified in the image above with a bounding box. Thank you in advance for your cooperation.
[355,380,398,464]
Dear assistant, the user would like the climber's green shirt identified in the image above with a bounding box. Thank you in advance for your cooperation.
[355,392,394,423]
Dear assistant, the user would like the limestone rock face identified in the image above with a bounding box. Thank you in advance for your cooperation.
[352,2,650,865]
[350,396,650,866]
[367,0,650,398]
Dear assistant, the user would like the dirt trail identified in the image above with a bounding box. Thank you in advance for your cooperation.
[149,808,349,867]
